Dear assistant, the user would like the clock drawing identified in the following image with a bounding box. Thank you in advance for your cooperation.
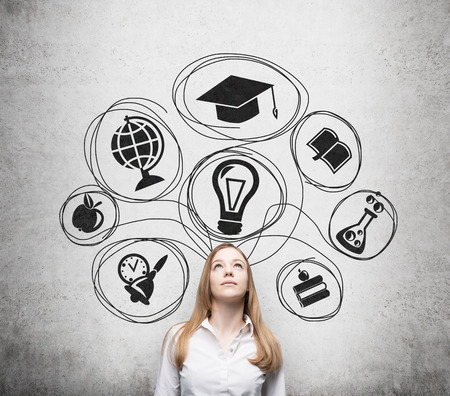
[118,253,150,284]
[118,253,168,305]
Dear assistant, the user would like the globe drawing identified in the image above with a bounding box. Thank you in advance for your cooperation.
[111,116,165,191]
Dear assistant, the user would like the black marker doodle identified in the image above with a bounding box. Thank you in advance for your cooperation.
[111,116,165,191]
[212,159,260,235]
[173,53,308,141]
[197,75,277,123]
[84,98,182,203]
[59,53,399,326]
[72,193,104,233]
[119,254,168,305]
[178,146,289,245]
[329,190,398,260]
[277,255,343,322]
[236,230,343,322]
[293,269,330,308]
[336,201,382,254]
[291,111,362,192]
[92,238,189,324]
[307,128,352,173]
[60,185,120,246]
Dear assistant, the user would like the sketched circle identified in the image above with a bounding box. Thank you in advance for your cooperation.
[173,53,309,142]
[92,238,189,324]
[291,111,362,192]
[180,147,288,242]
[84,98,183,203]
[59,185,119,246]
[276,257,343,322]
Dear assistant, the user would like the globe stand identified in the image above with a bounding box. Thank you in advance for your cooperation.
[135,168,164,191]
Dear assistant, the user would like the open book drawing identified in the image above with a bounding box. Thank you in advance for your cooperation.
[307,128,352,173]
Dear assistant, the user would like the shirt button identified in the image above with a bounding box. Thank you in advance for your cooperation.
[230,348,233,352]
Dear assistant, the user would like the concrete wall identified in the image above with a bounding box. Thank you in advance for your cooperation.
[1,1,448,395]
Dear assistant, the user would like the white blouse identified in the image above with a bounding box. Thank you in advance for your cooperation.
[154,315,286,396]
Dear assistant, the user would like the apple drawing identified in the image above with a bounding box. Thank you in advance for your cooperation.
[72,193,104,233]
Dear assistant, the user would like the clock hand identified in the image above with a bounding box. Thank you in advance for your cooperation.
[128,258,139,272]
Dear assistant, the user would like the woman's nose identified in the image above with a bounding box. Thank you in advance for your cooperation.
[224,266,233,276]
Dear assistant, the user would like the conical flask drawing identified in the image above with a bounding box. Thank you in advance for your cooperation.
[336,208,378,254]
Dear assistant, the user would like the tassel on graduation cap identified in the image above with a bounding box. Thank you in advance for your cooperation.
[197,75,278,123]
[271,85,278,119]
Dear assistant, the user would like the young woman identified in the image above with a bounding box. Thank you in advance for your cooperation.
[155,243,285,395]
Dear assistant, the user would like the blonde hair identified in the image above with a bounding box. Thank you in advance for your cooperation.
[165,243,282,372]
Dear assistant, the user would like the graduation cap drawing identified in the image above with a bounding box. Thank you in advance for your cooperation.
[197,75,278,123]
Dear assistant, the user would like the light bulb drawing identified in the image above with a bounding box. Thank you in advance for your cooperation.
[212,159,259,235]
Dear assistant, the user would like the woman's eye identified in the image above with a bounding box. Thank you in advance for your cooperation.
[213,264,222,269]
[234,263,243,268]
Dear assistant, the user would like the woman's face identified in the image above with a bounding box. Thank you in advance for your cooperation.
[209,247,249,304]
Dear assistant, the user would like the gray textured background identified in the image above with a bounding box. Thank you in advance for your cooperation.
[1,1,449,395]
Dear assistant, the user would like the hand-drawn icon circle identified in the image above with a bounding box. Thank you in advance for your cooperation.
[85,98,182,203]
[291,111,362,192]
[276,257,343,322]
[173,53,309,142]
[180,147,289,242]
[59,185,119,246]
[329,190,398,260]
[92,238,189,323]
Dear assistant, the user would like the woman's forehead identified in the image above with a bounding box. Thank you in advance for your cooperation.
[212,247,246,262]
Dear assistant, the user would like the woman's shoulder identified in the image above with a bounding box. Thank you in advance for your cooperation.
[165,322,187,340]
[160,322,187,354]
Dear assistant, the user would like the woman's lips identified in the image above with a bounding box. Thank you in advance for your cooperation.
[221,281,237,285]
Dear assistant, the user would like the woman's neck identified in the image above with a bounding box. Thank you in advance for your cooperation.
[209,300,246,336]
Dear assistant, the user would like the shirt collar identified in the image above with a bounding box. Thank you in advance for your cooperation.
[201,314,254,337]
[243,314,254,337]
